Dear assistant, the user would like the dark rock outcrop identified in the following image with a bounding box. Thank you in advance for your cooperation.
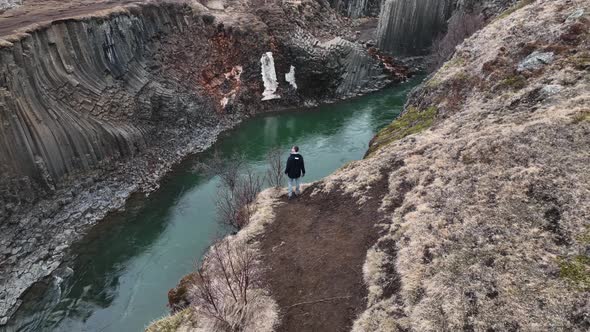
[329,0,381,18]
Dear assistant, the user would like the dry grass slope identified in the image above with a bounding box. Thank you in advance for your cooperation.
[309,0,590,330]
[153,0,589,330]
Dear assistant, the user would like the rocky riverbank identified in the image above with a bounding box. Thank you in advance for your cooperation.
[0,0,410,324]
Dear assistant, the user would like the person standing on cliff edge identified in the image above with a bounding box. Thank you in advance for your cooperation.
[285,146,305,199]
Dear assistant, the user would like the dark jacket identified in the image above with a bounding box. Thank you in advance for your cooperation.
[285,153,305,179]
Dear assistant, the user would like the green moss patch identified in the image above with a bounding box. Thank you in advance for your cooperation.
[366,106,437,157]
[559,255,590,291]
[146,308,193,332]
[425,76,442,88]
[578,226,590,244]
[572,110,590,124]
[569,52,590,71]
[427,58,468,88]
[498,75,527,91]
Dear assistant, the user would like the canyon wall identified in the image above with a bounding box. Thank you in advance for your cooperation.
[0,0,406,323]
[0,1,402,224]
[376,0,455,55]
[0,6,182,201]
[375,0,517,55]
[355,0,590,329]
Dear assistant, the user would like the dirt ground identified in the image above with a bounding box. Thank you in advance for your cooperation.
[260,180,388,332]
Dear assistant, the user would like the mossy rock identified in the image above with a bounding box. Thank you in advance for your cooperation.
[498,75,527,90]
[572,110,590,124]
[569,52,590,71]
[168,272,199,312]
[559,255,590,291]
[146,308,193,332]
[426,58,467,88]
[578,226,590,244]
[366,106,437,157]
[425,77,442,88]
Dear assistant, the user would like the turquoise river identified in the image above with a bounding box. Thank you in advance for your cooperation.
[5,76,423,332]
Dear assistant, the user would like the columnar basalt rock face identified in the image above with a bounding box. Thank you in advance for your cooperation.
[376,0,455,55]
[375,0,517,55]
[0,2,403,223]
[1,13,156,194]
[0,4,214,221]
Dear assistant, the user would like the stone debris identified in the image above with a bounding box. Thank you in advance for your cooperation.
[566,7,585,22]
[517,51,555,72]
[540,84,564,97]
[0,0,21,11]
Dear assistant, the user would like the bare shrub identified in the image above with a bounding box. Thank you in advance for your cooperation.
[430,10,485,70]
[236,169,264,207]
[190,239,260,331]
[216,186,243,231]
[194,151,245,191]
[216,169,263,231]
[265,147,285,188]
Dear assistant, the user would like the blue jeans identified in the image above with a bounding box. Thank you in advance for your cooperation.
[288,177,300,197]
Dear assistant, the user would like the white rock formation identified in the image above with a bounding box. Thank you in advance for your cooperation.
[260,52,280,101]
[285,65,297,89]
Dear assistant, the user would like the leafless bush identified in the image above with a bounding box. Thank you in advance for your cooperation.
[216,169,263,231]
[236,169,263,207]
[194,151,245,191]
[190,239,259,331]
[265,147,285,188]
[430,10,485,70]
[216,187,243,231]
